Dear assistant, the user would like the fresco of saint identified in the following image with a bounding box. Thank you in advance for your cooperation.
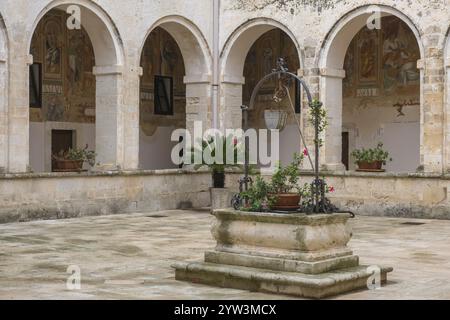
[44,20,61,76]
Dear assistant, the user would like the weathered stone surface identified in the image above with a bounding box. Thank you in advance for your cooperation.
[295,171,450,219]
[211,210,354,261]
[0,210,449,300]
[204,250,359,274]
[174,262,392,299]
[173,209,392,298]
[0,170,241,224]
[210,188,233,210]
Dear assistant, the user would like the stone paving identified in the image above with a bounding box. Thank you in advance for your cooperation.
[0,210,449,300]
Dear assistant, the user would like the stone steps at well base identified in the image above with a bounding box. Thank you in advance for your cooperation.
[172,261,393,299]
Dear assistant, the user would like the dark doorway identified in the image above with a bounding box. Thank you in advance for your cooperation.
[52,130,74,171]
[342,132,349,170]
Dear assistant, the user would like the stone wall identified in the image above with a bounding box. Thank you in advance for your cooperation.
[0,170,240,224]
[293,172,450,220]
[2,169,450,223]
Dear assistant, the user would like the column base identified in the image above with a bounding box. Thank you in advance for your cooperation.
[322,163,346,172]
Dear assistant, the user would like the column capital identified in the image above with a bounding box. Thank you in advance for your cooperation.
[26,54,33,65]
[93,65,124,76]
[417,59,425,70]
[132,66,143,76]
[184,74,211,84]
[221,74,245,85]
[445,58,450,68]
[320,68,346,79]
[0,52,6,63]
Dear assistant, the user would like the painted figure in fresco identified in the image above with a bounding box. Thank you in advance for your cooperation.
[343,40,355,97]
[46,96,64,121]
[143,46,154,82]
[161,40,177,75]
[262,38,274,76]
[244,48,257,102]
[141,32,156,85]
[45,21,61,75]
[383,20,419,90]
[67,31,84,94]
[358,28,378,82]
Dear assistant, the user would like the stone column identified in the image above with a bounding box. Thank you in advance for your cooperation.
[93,65,124,171]
[444,58,450,173]
[184,74,212,136]
[0,51,7,172]
[319,68,346,171]
[122,66,142,170]
[219,75,245,132]
[420,54,445,173]
[6,53,32,173]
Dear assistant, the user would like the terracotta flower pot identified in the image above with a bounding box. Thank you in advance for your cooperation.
[54,160,84,171]
[357,161,383,171]
[269,193,301,211]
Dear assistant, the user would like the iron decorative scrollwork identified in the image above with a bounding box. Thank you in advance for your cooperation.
[232,57,349,215]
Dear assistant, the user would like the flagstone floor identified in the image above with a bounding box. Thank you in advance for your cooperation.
[0,210,449,300]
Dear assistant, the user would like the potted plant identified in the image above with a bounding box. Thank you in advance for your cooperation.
[192,135,242,209]
[239,153,307,212]
[52,145,96,172]
[240,175,273,212]
[192,135,242,188]
[268,153,304,210]
[351,142,392,172]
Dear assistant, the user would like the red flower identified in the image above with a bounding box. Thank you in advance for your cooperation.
[329,186,335,193]
[233,137,238,146]
[303,148,309,156]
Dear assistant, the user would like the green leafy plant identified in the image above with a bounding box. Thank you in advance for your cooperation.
[52,145,96,167]
[309,99,328,147]
[299,179,335,206]
[270,153,304,194]
[192,134,243,188]
[351,142,392,165]
[239,153,313,211]
[240,176,273,212]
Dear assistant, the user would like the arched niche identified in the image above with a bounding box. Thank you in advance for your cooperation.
[318,5,424,172]
[28,0,126,171]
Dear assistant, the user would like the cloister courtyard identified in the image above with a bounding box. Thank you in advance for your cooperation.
[2,0,450,303]
[0,209,449,300]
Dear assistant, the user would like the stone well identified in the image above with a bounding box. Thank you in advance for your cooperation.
[173,209,393,299]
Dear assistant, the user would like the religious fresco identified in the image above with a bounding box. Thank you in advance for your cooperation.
[43,17,62,78]
[343,16,420,99]
[140,27,186,137]
[342,16,421,167]
[382,16,420,94]
[243,29,300,129]
[357,28,379,85]
[29,9,96,124]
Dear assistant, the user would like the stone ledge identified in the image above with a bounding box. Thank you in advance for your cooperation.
[213,209,351,225]
[205,250,359,275]
[296,170,447,180]
[173,262,393,299]
[0,168,244,181]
